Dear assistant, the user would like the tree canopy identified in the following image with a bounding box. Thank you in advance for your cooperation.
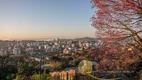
[91,0,142,71]
[91,0,142,46]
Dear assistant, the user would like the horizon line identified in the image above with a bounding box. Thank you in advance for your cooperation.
[0,37,96,40]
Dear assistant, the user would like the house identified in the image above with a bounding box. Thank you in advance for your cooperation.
[63,48,70,54]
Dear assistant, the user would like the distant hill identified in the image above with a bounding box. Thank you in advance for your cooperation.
[74,37,98,41]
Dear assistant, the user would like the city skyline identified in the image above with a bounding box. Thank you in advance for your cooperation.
[0,0,96,39]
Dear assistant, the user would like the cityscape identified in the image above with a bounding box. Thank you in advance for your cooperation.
[0,38,104,80]
[0,0,142,80]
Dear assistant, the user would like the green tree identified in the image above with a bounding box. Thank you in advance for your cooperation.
[31,73,51,80]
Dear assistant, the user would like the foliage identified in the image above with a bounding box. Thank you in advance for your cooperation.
[47,61,62,71]
[14,75,30,80]
[31,73,51,80]
[91,0,142,46]
[69,59,80,67]
[91,0,142,78]
[91,44,141,70]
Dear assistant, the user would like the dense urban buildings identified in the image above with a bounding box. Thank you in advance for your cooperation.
[0,38,103,56]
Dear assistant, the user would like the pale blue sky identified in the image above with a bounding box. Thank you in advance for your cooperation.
[0,0,96,39]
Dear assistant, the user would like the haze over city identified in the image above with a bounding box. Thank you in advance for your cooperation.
[0,0,96,40]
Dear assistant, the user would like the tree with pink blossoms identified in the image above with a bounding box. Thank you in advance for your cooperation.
[91,0,142,79]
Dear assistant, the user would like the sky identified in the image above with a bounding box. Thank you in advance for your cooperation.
[0,0,96,39]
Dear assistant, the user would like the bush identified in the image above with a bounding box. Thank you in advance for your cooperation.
[31,73,51,80]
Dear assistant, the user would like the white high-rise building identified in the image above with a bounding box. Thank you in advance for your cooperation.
[13,48,21,55]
